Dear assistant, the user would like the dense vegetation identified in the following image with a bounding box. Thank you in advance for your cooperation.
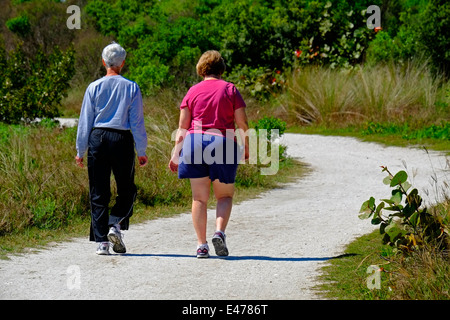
[1,0,449,121]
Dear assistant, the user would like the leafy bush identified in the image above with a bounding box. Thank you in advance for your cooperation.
[251,116,288,171]
[253,116,287,140]
[418,0,450,76]
[0,43,75,124]
[5,15,31,36]
[359,166,449,253]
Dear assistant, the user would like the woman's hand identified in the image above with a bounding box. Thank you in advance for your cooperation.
[168,155,179,172]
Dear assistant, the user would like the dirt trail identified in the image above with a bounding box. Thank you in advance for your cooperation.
[0,134,448,300]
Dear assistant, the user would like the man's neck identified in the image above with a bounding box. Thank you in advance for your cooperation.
[106,67,121,76]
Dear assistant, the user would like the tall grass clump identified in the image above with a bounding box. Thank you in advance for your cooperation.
[282,60,449,128]
[0,122,89,235]
[391,197,450,299]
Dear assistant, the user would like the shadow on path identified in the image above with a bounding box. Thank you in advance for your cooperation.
[121,253,357,261]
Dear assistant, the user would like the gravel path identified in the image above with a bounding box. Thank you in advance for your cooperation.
[0,134,448,300]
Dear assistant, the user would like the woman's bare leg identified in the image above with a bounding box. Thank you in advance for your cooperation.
[190,177,211,245]
[212,180,235,232]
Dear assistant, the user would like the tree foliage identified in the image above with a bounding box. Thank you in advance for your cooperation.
[0,43,75,124]
[84,0,379,95]
[0,0,448,123]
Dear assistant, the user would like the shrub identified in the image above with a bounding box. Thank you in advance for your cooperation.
[359,167,449,253]
[418,0,450,77]
[0,43,75,124]
[5,15,31,36]
[253,116,287,140]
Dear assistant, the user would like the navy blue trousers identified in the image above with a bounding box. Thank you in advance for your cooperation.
[87,128,137,242]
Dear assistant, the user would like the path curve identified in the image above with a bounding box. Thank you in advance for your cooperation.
[0,134,448,300]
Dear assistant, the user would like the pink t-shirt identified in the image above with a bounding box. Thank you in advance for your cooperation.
[180,79,246,136]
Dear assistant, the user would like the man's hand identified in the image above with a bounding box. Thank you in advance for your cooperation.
[138,155,148,167]
[75,156,84,168]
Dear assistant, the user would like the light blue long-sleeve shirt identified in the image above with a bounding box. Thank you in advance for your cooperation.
[76,75,147,158]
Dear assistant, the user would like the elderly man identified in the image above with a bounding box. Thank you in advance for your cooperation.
[75,42,148,255]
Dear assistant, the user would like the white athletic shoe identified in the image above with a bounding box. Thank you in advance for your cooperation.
[96,242,110,255]
[107,226,126,253]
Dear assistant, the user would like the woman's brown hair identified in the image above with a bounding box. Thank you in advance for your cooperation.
[196,50,226,77]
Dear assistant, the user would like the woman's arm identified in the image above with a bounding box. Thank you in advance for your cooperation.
[234,107,249,161]
[169,107,191,172]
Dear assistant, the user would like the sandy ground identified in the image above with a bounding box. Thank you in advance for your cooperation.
[0,133,448,300]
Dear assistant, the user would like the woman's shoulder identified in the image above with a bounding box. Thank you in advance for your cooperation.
[196,79,238,89]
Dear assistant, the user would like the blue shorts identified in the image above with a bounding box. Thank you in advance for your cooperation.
[178,133,242,184]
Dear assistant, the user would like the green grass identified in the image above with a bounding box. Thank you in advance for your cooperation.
[317,225,450,300]
[317,230,395,300]
[288,123,450,155]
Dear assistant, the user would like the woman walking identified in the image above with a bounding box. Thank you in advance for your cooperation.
[169,50,249,258]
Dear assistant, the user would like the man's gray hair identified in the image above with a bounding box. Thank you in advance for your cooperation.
[102,42,126,68]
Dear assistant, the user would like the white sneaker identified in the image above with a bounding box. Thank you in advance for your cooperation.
[96,242,110,255]
[107,226,126,253]
[196,243,210,258]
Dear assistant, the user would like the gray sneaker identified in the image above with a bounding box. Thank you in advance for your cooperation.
[212,231,229,256]
[107,226,126,253]
[96,242,110,255]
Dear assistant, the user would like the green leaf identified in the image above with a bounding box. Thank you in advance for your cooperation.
[382,175,391,185]
[409,211,419,227]
[371,216,382,225]
[384,205,404,211]
[380,222,388,235]
[390,171,408,187]
[381,198,395,205]
[375,202,385,215]
[401,181,412,192]
[391,189,402,205]
[359,197,375,219]
[359,197,375,212]
[406,188,422,209]
[385,222,406,241]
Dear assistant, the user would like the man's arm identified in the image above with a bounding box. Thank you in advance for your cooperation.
[128,85,148,167]
[75,87,95,167]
